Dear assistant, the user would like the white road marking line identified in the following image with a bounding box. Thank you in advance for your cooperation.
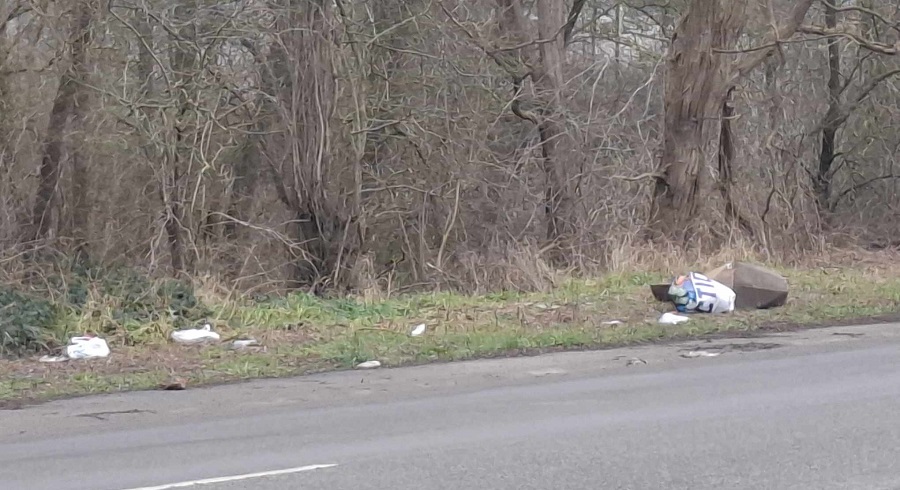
[120,463,339,490]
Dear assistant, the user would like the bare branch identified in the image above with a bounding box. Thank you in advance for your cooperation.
[827,3,900,34]
[854,68,900,105]
[731,0,816,82]
[798,25,899,55]
[4,3,32,24]
[833,174,900,210]
[610,171,663,182]
[807,68,900,135]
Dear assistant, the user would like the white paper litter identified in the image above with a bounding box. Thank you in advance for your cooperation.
[681,350,721,358]
[171,323,221,344]
[66,336,110,359]
[232,339,259,349]
[658,312,690,325]
[410,323,426,337]
[355,360,382,369]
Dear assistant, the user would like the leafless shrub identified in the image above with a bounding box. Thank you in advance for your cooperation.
[1,0,899,295]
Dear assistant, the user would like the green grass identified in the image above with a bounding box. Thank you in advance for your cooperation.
[2,264,900,406]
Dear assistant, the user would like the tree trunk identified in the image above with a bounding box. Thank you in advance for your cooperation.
[268,0,343,289]
[69,10,94,259]
[31,3,92,242]
[534,0,573,244]
[717,87,756,238]
[162,162,185,274]
[814,1,842,215]
[493,0,581,248]
[651,0,815,240]
[162,6,196,276]
[650,0,747,240]
[0,4,13,169]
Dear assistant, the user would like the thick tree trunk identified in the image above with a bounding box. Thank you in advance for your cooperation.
[650,0,747,239]
[651,0,815,240]
[31,3,92,242]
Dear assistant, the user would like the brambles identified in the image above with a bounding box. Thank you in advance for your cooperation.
[0,287,57,355]
[2,261,211,352]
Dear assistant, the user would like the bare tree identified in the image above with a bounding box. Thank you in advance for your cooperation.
[257,0,354,290]
[806,0,900,216]
[650,0,815,240]
[4,0,900,294]
[30,0,94,243]
[455,0,587,253]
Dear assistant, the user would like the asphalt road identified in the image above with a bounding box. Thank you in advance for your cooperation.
[3,323,900,490]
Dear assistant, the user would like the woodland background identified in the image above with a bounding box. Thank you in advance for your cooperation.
[2,0,899,300]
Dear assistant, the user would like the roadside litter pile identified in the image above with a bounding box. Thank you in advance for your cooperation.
[650,262,789,324]
[39,322,256,364]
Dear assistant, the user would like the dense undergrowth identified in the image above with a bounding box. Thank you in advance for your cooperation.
[1,260,210,355]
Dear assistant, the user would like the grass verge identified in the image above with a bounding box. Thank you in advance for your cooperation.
[2,261,900,408]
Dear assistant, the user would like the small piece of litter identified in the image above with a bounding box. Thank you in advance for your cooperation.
[658,312,690,325]
[601,320,624,326]
[232,339,259,349]
[356,360,382,369]
[534,303,560,310]
[626,357,647,366]
[410,323,426,337]
[171,323,220,344]
[39,355,68,363]
[66,336,111,359]
[680,350,721,358]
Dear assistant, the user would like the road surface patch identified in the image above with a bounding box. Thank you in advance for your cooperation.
[119,463,339,490]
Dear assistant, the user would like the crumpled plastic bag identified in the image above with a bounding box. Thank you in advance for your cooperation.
[658,312,690,325]
[410,323,426,336]
[171,323,220,344]
[666,272,736,314]
[66,336,110,359]
[356,360,381,369]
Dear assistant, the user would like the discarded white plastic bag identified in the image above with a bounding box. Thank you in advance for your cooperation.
[410,323,426,337]
[66,336,110,359]
[171,323,220,344]
[356,360,381,369]
[232,339,259,349]
[667,272,736,314]
[658,312,690,325]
